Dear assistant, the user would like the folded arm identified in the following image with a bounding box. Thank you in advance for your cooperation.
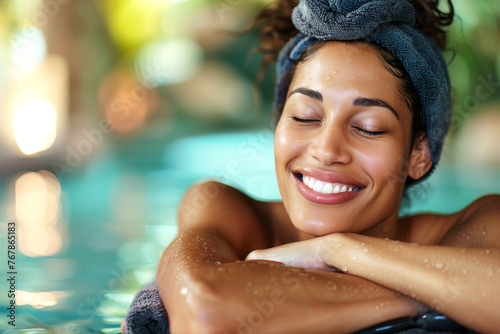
[157,182,423,334]
[248,195,500,333]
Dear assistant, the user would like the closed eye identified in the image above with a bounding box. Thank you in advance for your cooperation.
[291,116,319,124]
[353,126,386,136]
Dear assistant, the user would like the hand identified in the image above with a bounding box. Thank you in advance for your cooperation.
[246,237,332,270]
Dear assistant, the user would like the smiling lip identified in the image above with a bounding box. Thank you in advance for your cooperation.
[293,168,365,205]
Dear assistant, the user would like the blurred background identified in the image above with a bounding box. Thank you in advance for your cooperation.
[0,0,499,332]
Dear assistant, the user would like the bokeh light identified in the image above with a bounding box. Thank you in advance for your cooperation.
[17,290,69,309]
[13,99,57,155]
[9,27,47,71]
[14,171,65,257]
[135,38,204,87]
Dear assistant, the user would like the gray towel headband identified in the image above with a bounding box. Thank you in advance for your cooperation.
[274,0,452,169]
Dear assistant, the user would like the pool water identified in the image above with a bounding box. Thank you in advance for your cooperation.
[0,131,499,333]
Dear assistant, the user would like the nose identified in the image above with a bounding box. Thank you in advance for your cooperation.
[308,124,351,165]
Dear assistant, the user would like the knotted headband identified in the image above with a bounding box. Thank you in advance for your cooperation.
[274,0,452,168]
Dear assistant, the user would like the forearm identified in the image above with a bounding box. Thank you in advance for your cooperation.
[323,233,500,333]
[156,228,239,332]
[158,228,420,334]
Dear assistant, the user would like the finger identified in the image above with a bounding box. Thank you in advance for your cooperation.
[245,259,285,266]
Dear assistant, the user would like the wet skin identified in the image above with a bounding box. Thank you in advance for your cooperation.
[275,41,431,238]
[123,42,500,334]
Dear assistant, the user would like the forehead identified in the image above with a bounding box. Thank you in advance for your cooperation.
[290,42,403,104]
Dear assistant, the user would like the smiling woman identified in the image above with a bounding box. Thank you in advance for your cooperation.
[122,0,500,333]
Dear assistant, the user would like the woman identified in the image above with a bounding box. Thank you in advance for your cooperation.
[124,0,500,333]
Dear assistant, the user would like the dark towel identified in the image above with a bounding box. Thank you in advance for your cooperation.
[274,0,452,169]
[125,281,474,334]
[124,280,170,334]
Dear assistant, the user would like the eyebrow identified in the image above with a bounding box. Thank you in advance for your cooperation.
[288,87,399,120]
[353,96,399,120]
[288,87,323,102]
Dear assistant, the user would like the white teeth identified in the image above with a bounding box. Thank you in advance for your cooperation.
[313,181,324,192]
[301,174,358,195]
[323,183,333,194]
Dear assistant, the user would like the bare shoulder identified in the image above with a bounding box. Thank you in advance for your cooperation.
[400,194,500,246]
[177,181,286,257]
[439,194,500,247]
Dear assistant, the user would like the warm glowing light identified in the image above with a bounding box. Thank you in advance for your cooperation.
[13,99,57,155]
[15,171,64,257]
[99,70,157,133]
[17,290,69,309]
[20,226,64,257]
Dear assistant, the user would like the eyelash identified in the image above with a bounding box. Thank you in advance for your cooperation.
[353,126,386,136]
[291,116,318,124]
[291,116,386,136]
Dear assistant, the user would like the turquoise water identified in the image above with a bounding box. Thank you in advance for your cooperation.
[0,131,499,333]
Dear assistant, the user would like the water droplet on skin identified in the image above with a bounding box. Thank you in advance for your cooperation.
[352,256,356,260]
[327,281,338,291]
[247,282,252,287]
[214,261,221,265]
[326,75,332,81]
[363,248,368,253]
[341,264,348,272]
[435,263,444,269]
[253,290,258,295]
[485,249,491,254]
[181,287,188,295]
[375,306,380,310]
[482,231,486,236]
[486,268,494,278]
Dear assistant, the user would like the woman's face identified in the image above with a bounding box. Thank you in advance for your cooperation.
[275,42,418,237]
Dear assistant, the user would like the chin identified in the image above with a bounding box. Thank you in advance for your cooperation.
[292,217,345,237]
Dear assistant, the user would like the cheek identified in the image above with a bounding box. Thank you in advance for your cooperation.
[358,142,409,186]
[274,122,301,167]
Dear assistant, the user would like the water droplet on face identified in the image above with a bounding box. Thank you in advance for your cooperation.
[253,290,258,295]
[341,264,348,272]
[482,231,486,236]
[352,256,356,260]
[485,249,491,254]
[486,268,494,278]
[435,263,444,269]
[181,287,188,295]
[326,75,332,81]
[363,248,368,253]
[214,261,221,265]
[462,269,468,275]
